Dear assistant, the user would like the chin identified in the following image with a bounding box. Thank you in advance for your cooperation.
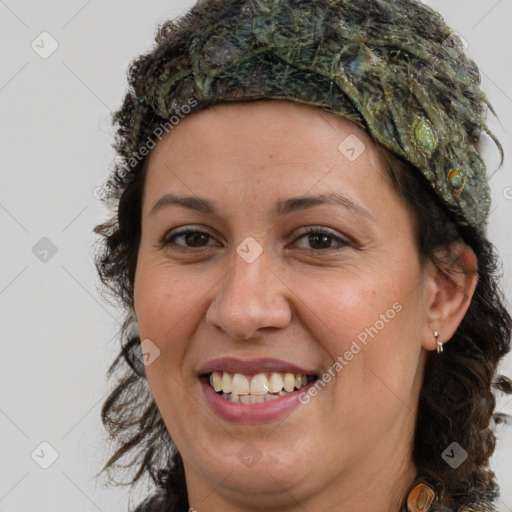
[180,430,327,501]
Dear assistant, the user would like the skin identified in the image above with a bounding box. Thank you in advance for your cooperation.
[133,100,477,512]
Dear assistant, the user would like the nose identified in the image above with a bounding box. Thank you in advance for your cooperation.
[205,249,292,340]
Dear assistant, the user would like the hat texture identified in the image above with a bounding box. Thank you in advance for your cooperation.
[109,0,502,235]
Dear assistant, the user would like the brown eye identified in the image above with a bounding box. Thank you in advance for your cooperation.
[163,229,219,249]
[294,227,350,251]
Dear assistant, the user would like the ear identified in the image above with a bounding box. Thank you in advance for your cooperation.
[421,242,478,351]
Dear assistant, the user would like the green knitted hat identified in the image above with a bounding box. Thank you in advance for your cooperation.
[106,0,502,235]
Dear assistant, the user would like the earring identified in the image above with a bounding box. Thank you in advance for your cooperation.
[434,330,443,354]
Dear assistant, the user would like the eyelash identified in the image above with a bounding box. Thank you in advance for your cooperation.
[160,226,351,252]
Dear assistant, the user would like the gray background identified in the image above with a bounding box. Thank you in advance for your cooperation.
[1,1,511,511]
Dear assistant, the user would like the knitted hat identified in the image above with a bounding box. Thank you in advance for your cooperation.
[106,0,502,235]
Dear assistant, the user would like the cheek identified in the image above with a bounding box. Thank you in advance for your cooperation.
[134,259,204,342]
[293,264,401,346]
[133,262,206,434]
[294,261,422,400]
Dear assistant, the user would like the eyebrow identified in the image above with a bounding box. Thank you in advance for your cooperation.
[149,192,374,221]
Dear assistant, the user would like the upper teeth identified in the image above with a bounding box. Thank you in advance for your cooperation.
[209,371,309,396]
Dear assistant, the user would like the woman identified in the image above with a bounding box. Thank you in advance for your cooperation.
[93,0,512,510]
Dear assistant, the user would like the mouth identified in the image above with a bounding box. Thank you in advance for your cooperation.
[197,357,320,423]
[203,370,318,404]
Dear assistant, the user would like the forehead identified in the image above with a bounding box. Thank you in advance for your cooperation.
[143,100,388,190]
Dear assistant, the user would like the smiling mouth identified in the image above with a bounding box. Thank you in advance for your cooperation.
[204,371,318,404]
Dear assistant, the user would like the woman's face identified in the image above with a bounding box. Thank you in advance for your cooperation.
[134,101,437,509]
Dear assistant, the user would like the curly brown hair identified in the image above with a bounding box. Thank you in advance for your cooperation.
[92,1,512,511]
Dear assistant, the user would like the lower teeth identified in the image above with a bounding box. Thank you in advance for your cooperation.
[221,391,289,403]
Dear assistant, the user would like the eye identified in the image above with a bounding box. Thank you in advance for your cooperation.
[292,227,351,251]
[161,228,220,249]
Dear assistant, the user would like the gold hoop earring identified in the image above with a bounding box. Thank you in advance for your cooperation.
[434,330,443,354]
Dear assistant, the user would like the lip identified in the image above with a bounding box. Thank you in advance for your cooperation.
[198,357,318,424]
[197,357,317,377]
[200,379,316,424]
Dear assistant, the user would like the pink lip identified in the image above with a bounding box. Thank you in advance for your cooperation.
[197,357,316,377]
[200,379,315,424]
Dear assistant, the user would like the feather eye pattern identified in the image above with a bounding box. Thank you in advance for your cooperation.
[493,374,512,394]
